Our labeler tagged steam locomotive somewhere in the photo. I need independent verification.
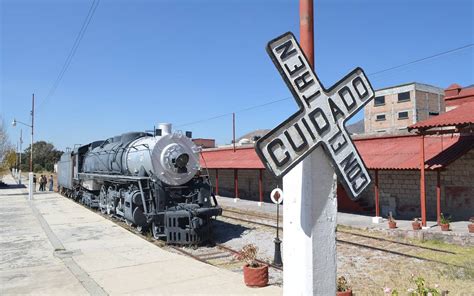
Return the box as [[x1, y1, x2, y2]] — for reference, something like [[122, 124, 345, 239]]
[[57, 123, 221, 245]]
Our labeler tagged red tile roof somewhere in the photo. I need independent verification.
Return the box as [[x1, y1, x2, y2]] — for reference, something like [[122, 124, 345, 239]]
[[408, 101, 474, 131], [200, 135, 472, 171]]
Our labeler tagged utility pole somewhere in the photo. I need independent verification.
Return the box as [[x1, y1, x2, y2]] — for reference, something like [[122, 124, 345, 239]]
[[232, 112, 236, 152], [19, 129, 23, 185], [30, 94, 34, 172]]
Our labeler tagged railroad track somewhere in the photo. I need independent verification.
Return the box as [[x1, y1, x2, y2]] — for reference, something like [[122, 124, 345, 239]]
[[169, 243, 283, 271], [220, 207, 468, 269]]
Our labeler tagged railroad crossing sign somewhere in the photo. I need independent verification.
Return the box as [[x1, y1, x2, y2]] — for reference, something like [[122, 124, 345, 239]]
[[255, 32, 375, 200], [270, 188, 284, 204]]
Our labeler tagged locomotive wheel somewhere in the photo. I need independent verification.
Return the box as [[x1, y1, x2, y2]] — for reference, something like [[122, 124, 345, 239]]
[[99, 186, 107, 214], [152, 222, 160, 240]]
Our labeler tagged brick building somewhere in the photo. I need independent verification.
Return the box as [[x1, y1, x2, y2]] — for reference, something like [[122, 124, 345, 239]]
[[364, 82, 445, 134]]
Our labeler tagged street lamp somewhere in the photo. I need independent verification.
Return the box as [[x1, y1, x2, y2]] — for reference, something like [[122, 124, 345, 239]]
[[11, 94, 35, 199]]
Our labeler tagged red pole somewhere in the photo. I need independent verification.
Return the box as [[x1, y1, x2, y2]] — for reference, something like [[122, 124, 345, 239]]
[[375, 170, 380, 217], [215, 169, 219, 196], [300, 0, 314, 68], [259, 169, 263, 203], [420, 135, 427, 226], [234, 169, 239, 199], [436, 170, 441, 224]]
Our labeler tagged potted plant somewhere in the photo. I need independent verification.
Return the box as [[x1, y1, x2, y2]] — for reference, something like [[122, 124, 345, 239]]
[[235, 244, 268, 287], [412, 218, 421, 230], [388, 212, 397, 229], [337, 276, 352, 296], [439, 213, 450, 231], [468, 217, 474, 233]]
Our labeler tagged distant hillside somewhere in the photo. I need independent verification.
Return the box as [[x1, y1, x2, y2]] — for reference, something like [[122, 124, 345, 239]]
[[346, 119, 365, 135]]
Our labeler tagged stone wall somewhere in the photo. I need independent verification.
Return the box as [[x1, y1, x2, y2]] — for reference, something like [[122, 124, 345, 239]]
[[358, 148, 474, 220]]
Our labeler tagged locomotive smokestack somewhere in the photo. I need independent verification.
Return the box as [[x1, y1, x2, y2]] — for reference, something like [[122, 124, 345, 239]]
[[158, 123, 172, 136]]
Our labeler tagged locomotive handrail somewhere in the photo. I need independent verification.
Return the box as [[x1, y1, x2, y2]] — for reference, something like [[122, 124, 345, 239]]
[[78, 173, 150, 181]]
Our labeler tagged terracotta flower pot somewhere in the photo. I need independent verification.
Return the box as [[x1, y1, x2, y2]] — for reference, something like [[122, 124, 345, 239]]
[[388, 221, 397, 229], [440, 223, 450, 231], [468, 223, 474, 233], [412, 222, 421, 230], [243, 264, 268, 287], [337, 290, 353, 296]]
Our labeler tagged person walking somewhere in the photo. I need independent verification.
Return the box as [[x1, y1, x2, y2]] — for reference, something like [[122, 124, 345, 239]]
[[33, 174, 37, 192], [39, 175, 42, 191], [49, 175, 54, 192], [42, 175, 47, 191]]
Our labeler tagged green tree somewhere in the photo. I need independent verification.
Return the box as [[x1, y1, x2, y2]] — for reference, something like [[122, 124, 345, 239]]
[[23, 141, 62, 172]]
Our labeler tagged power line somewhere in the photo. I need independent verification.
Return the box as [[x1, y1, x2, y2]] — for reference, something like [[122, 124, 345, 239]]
[[176, 96, 292, 128], [177, 43, 473, 128], [37, 0, 100, 112], [368, 43, 473, 76]]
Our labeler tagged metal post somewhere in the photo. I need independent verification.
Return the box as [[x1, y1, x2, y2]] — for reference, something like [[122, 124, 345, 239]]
[[372, 169, 382, 223], [19, 129, 22, 185], [30, 93, 34, 173], [273, 197, 283, 267], [258, 169, 263, 206], [436, 170, 441, 224], [215, 169, 219, 196], [420, 134, 427, 227], [300, 0, 314, 68], [233, 169, 239, 201], [232, 112, 236, 152]]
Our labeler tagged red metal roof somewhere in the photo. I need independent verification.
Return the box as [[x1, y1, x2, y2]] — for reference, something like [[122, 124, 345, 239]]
[[199, 135, 472, 171], [200, 146, 265, 169], [408, 101, 474, 131], [353, 134, 468, 170]]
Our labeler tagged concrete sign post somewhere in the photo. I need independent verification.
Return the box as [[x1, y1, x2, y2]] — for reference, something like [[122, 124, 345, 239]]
[[255, 32, 374, 295]]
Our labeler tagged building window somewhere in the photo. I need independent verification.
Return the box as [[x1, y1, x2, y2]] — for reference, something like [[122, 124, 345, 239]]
[[398, 111, 409, 119], [374, 96, 385, 106], [375, 114, 386, 121], [398, 91, 410, 102], [429, 112, 439, 116]]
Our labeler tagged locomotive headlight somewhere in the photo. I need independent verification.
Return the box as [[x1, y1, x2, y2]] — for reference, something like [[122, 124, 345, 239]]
[[174, 153, 189, 173]]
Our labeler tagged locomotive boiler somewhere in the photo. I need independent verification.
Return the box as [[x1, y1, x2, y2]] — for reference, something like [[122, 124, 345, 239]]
[[57, 123, 221, 245]]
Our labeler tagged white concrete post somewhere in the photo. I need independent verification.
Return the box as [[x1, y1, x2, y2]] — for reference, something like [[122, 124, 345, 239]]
[[18, 169, 22, 185], [283, 149, 337, 295], [28, 172, 33, 200]]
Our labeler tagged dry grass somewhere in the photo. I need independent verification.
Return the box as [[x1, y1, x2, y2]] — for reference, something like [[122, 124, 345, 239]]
[[337, 225, 474, 294]]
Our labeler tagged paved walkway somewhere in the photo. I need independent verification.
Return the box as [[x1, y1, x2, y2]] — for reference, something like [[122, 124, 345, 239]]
[[0, 175, 281, 295]]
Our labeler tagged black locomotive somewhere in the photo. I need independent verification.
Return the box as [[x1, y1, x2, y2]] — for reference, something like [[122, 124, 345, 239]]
[[57, 124, 221, 245]]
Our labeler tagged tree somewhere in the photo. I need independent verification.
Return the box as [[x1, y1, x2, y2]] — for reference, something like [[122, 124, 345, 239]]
[[0, 118, 14, 175], [22, 141, 62, 173], [0, 118, 12, 164]]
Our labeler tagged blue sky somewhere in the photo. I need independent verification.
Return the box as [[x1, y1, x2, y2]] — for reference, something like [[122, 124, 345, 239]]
[[1, 0, 473, 151]]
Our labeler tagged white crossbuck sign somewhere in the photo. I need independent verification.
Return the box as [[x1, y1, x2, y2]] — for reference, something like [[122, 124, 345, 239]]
[[255, 32, 375, 200]]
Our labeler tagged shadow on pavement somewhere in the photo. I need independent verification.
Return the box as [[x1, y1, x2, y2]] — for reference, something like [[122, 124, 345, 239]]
[[212, 219, 250, 244], [0, 183, 27, 189]]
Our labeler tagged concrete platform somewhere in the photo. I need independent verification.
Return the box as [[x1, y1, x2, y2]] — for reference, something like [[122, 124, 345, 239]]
[[0, 175, 281, 295], [216, 195, 473, 246]]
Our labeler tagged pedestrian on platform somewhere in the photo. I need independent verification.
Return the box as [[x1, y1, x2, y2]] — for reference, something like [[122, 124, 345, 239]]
[[49, 175, 54, 192], [33, 174, 37, 192]]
